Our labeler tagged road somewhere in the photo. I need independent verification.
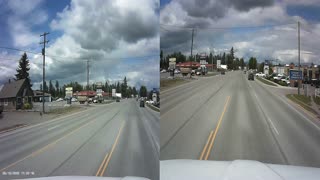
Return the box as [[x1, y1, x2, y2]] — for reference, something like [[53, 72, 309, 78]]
[[160, 71, 320, 167], [0, 99, 159, 180]]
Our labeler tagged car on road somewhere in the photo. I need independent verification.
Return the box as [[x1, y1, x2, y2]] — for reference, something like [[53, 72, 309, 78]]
[[161, 69, 167, 73], [174, 69, 180, 74], [221, 71, 225, 75], [140, 100, 145, 107], [248, 73, 254, 80], [71, 98, 78, 102], [116, 98, 120, 102], [244, 70, 246, 74], [55, 98, 64, 102]]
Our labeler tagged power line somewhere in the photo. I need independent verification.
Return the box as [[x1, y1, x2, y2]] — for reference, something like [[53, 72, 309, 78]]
[[160, 22, 296, 30], [0, 46, 158, 61], [0, 46, 40, 55]]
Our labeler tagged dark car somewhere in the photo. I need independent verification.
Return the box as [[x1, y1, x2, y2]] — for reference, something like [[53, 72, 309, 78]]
[[140, 100, 145, 107], [248, 73, 254, 80], [116, 98, 120, 102], [221, 71, 225, 75], [244, 70, 246, 74]]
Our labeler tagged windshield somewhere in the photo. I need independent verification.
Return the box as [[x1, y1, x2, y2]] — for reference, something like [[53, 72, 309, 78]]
[[160, 0, 320, 170], [0, 0, 159, 180]]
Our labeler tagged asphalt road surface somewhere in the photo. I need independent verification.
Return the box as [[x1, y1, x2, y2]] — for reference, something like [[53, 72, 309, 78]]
[[0, 99, 159, 180], [160, 71, 320, 168]]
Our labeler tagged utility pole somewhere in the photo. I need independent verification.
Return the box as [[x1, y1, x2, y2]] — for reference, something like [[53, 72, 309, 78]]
[[298, 21, 301, 95], [86, 60, 90, 106], [40, 32, 49, 113], [191, 28, 194, 59], [190, 28, 195, 78]]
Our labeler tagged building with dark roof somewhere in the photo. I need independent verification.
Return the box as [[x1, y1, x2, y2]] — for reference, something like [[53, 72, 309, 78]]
[[0, 79, 33, 110]]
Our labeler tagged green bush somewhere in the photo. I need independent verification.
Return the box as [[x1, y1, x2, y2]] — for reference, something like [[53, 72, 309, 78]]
[[23, 103, 32, 109], [277, 81, 288, 86]]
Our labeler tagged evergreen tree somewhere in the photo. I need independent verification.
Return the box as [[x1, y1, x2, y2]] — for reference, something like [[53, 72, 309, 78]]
[[15, 52, 32, 88], [55, 80, 59, 97]]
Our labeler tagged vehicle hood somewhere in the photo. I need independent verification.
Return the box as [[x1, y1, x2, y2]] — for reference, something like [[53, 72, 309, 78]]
[[160, 160, 320, 180], [20, 176, 149, 180]]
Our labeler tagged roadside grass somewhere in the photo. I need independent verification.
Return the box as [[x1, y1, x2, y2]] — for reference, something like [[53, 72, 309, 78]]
[[160, 78, 189, 91], [256, 77, 277, 86], [146, 103, 160, 112], [286, 94, 317, 114], [47, 106, 82, 115], [312, 95, 320, 106], [291, 94, 311, 105]]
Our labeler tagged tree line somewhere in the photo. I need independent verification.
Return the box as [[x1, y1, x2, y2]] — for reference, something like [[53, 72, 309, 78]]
[[160, 47, 246, 70], [13, 52, 149, 99]]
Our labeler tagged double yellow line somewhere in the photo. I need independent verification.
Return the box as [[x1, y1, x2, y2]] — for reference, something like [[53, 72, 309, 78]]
[[199, 96, 230, 160], [96, 121, 125, 177]]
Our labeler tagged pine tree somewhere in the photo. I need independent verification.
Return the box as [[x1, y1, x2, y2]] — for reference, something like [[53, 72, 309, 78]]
[[15, 52, 32, 88], [55, 80, 59, 97]]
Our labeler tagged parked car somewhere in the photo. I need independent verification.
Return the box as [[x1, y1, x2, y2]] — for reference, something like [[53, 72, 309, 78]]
[[221, 71, 225, 75], [161, 69, 167, 73], [244, 70, 246, 74], [248, 73, 254, 80], [174, 69, 180, 74], [140, 100, 145, 107], [116, 97, 120, 102], [55, 98, 64, 102], [255, 72, 266, 78], [71, 98, 78, 102]]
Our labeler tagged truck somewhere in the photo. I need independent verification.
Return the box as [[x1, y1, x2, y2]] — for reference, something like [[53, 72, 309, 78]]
[[78, 96, 87, 104], [180, 68, 191, 76]]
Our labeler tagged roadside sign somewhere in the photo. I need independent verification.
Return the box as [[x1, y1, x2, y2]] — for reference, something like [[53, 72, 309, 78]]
[[217, 60, 221, 68], [169, 58, 176, 62], [200, 60, 208, 65], [112, 89, 116, 97], [65, 87, 73, 98], [169, 62, 176, 70], [289, 69, 302, 80], [96, 82, 102, 89]]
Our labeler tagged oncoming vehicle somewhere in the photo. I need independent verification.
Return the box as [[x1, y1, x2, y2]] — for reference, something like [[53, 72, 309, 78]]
[[221, 70, 225, 75], [248, 73, 254, 80], [140, 100, 145, 107]]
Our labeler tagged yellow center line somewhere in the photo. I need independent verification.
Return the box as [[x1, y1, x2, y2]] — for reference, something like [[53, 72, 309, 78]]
[[98, 121, 125, 177], [0, 118, 97, 172], [199, 130, 213, 160], [204, 96, 231, 160], [95, 153, 109, 176]]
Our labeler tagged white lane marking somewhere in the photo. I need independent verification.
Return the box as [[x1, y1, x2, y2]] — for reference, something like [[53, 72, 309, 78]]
[[268, 118, 279, 135], [251, 86, 280, 135], [48, 125, 61, 131], [276, 94, 320, 131]]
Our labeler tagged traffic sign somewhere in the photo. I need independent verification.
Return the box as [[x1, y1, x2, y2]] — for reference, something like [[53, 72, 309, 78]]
[[289, 69, 302, 80]]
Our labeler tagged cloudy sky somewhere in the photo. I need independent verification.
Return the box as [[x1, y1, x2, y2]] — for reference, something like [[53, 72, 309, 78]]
[[0, 0, 159, 90], [160, 0, 320, 64]]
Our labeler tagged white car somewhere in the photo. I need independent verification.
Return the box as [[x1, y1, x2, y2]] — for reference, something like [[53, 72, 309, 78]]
[[255, 72, 266, 78], [161, 69, 167, 73], [174, 69, 180, 74], [273, 74, 283, 80], [55, 98, 64, 102], [71, 98, 78, 102], [146, 100, 154, 104]]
